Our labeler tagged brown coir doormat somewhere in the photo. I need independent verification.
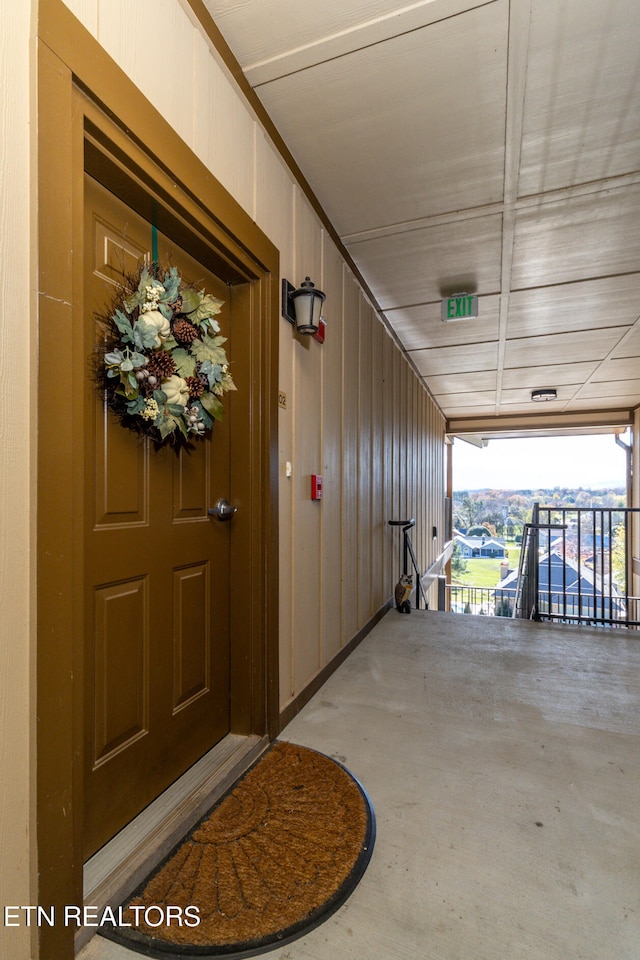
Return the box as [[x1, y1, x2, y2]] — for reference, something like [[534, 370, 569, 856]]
[[101, 741, 375, 959]]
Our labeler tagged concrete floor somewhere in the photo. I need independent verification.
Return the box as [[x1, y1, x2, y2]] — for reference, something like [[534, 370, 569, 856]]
[[80, 610, 640, 960]]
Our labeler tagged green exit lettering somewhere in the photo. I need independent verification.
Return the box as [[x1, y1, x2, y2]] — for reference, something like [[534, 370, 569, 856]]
[[442, 294, 478, 322]]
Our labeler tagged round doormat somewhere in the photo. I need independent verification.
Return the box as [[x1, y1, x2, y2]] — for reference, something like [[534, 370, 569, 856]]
[[100, 741, 375, 959]]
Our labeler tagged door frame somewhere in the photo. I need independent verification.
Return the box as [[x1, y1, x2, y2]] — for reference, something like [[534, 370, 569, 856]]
[[36, 3, 279, 956]]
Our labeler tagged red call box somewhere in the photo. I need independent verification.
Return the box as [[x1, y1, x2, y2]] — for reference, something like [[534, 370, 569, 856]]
[[311, 474, 323, 500]]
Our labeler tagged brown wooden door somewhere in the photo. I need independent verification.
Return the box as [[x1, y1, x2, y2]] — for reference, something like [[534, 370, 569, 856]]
[[83, 176, 231, 858]]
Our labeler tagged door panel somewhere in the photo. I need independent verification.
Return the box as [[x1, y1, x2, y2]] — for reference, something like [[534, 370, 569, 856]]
[[83, 176, 231, 857]]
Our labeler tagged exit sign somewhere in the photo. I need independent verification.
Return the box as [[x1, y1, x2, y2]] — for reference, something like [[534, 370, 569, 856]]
[[441, 294, 478, 322]]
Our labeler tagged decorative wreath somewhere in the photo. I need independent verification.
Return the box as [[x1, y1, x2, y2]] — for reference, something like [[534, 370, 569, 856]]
[[97, 263, 235, 446]]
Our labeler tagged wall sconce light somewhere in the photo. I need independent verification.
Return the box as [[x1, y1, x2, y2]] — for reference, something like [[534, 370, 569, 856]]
[[531, 388, 557, 402], [282, 277, 326, 335]]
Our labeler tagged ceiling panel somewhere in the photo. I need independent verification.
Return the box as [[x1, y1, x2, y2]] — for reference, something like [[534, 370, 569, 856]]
[[206, 0, 640, 430], [253, 2, 508, 235], [412, 341, 499, 377], [347, 215, 503, 310], [501, 361, 599, 390], [506, 275, 640, 339], [591, 357, 640, 383], [208, 0, 448, 68], [511, 184, 640, 291], [504, 328, 625, 369], [385, 294, 500, 351], [606, 325, 640, 359], [577, 379, 640, 400], [519, 0, 640, 196], [426, 370, 499, 396]]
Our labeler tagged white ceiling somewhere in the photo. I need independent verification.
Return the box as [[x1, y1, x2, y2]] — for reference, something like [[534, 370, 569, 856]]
[[204, 0, 640, 432]]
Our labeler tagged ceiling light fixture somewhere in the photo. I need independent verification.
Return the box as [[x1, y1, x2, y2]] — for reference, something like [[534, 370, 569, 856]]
[[531, 388, 557, 402]]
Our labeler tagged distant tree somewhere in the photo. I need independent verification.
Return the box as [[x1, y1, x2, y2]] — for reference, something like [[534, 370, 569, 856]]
[[456, 494, 485, 530], [611, 523, 627, 588], [451, 542, 467, 578], [467, 525, 491, 537]]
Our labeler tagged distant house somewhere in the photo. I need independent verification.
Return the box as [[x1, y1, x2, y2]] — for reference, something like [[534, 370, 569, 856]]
[[453, 533, 507, 559], [497, 550, 624, 621]]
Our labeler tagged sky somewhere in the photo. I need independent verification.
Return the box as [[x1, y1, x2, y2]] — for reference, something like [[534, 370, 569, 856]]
[[452, 433, 629, 492]]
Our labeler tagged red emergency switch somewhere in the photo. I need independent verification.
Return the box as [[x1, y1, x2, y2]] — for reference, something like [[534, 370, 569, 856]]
[[311, 474, 323, 500]]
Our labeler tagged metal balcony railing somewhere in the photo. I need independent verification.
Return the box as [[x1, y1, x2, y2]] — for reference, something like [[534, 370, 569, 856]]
[[445, 504, 640, 629], [527, 504, 640, 628]]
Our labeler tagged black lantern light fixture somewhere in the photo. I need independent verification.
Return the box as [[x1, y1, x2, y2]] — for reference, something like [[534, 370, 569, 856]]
[[282, 277, 326, 335], [531, 388, 557, 402]]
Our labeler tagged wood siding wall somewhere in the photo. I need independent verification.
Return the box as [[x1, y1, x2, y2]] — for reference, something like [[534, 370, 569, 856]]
[[57, 0, 446, 712]]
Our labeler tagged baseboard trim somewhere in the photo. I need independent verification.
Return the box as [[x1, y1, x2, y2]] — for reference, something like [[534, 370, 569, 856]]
[[278, 599, 393, 732]]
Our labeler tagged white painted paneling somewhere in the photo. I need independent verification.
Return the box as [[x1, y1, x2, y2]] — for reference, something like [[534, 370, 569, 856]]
[[592, 357, 640, 383], [193, 31, 256, 215], [519, 0, 640, 195], [579, 379, 640, 400], [1, 0, 34, 946], [321, 240, 345, 661], [97, 0, 196, 147], [501, 361, 598, 390], [348, 214, 503, 311], [504, 328, 625, 370], [386, 295, 500, 351], [427, 370, 496, 396], [511, 185, 640, 290], [370, 319, 385, 606], [357, 301, 374, 626], [413, 341, 499, 377], [507, 277, 640, 339], [255, 130, 295, 260], [291, 192, 324, 692], [342, 271, 362, 644], [61, 0, 97, 32], [207, 0, 462, 71], [254, 2, 508, 236]]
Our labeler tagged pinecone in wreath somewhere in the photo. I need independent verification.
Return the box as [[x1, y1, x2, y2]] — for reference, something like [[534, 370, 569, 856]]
[[173, 319, 200, 345], [186, 376, 204, 399], [147, 351, 177, 383]]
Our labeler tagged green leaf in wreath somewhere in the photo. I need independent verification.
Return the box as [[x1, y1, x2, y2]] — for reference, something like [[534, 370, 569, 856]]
[[194, 400, 213, 429], [191, 334, 228, 366], [157, 417, 175, 440], [174, 416, 189, 439], [161, 267, 181, 303], [171, 347, 197, 378], [113, 309, 134, 342], [166, 403, 186, 416], [199, 359, 223, 390], [200, 391, 224, 421], [126, 396, 145, 415], [188, 292, 224, 324], [179, 287, 201, 315]]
